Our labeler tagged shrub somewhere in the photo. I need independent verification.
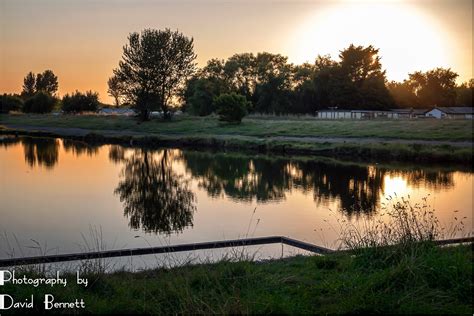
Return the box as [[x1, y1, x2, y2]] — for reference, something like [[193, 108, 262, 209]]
[[62, 91, 100, 113], [0, 94, 24, 113], [339, 195, 467, 268], [23, 92, 57, 113], [214, 93, 249, 123]]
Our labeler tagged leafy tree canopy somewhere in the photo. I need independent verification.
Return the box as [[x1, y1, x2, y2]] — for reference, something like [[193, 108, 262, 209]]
[[113, 28, 197, 120], [35, 70, 59, 96]]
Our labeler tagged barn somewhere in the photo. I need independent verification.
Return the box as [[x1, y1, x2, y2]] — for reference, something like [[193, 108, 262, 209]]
[[425, 107, 473, 119]]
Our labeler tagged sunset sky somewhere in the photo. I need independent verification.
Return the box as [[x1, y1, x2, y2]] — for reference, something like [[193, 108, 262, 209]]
[[1, 0, 472, 104]]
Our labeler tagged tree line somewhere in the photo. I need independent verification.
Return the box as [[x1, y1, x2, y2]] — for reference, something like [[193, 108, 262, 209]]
[[1, 28, 472, 122], [0, 69, 100, 114]]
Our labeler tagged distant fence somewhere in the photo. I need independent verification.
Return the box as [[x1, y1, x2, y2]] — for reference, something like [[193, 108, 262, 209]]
[[0, 236, 472, 267]]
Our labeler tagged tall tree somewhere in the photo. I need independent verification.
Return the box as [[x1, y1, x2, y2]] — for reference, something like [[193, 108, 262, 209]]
[[223, 53, 257, 100], [336, 44, 393, 109], [35, 70, 58, 96], [253, 53, 293, 113], [107, 75, 123, 107], [182, 77, 224, 116], [312, 56, 343, 110], [455, 79, 473, 107], [407, 68, 459, 107], [113, 28, 197, 120], [292, 55, 336, 113], [22, 72, 36, 97], [387, 81, 419, 108]]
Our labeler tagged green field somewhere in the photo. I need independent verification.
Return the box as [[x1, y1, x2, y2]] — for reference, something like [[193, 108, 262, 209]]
[[4, 244, 471, 314], [1, 114, 472, 163], [1, 113, 473, 141]]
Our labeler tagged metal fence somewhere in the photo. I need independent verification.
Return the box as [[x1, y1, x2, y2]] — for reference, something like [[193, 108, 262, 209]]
[[0, 236, 472, 267]]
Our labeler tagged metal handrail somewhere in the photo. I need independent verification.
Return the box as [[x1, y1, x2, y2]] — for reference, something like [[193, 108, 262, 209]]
[[0, 235, 471, 267]]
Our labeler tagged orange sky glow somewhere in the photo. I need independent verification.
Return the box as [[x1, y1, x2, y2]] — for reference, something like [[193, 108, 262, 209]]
[[0, 0, 472, 104]]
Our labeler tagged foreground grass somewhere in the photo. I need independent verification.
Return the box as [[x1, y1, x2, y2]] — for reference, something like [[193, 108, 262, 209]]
[[1, 113, 473, 141], [4, 244, 472, 314]]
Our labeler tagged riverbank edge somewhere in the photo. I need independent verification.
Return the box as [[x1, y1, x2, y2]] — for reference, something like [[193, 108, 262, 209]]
[[1, 126, 472, 164], [0, 126, 472, 164], [2, 244, 472, 314]]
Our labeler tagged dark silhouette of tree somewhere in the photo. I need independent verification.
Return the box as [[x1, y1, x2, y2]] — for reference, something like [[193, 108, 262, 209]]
[[253, 53, 293, 113], [302, 162, 385, 216], [333, 44, 394, 109], [340, 45, 383, 83], [113, 28, 197, 120], [107, 75, 123, 107], [182, 77, 222, 115], [0, 94, 23, 113], [114, 149, 196, 234], [407, 68, 458, 107], [181, 151, 384, 215], [192, 52, 295, 114], [312, 55, 341, 110], [21, 137, 59, 169], [291, 62, 317, 113], [0, 136, 21, 148], [35, 70, 58, 96], [387, 81, 420, 108], [387, 169, 454, 191], [108, 145, 126, 164], [455, 79, 473, 107], [181, 152, 289, 202], [179, 151, 459, 217], [22, 72, 36, 97], [62, 91, 100, 113], [181, 45, 468, 113], [223, 53, 257, 101], [183, 46, 400, 114], [22, 91, 57, 113], [62, 139, 99, 157]]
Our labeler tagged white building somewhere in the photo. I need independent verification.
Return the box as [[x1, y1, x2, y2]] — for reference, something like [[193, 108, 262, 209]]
[[425, 107, 473, 119], [316, 109, 412, 119], [316, 107, 472, 120]]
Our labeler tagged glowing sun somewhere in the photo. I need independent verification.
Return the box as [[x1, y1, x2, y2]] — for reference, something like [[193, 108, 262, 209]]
[[289, 1, 452, 81]]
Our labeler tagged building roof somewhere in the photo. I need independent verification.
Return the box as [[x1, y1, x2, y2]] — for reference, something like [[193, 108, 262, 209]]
[[390, 109, 429, 114], [433, 107, 474, 114], [413, 109, 430, 114], [318, 109, 393, 113], [390, 109, 412, 113]]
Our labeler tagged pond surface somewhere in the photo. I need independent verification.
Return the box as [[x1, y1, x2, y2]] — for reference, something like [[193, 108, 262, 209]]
[[0, 136, 472, 266]]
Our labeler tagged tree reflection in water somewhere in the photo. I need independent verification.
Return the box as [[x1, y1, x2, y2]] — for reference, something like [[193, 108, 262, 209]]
[[0, 136, 461, 222], [63, 139, 99, 157], [0, 136, 101, 169], [22, 137, 60, 169], [108, 145, 126, 164], [114, 149, 196, 234], [179, 151, 458, 217]]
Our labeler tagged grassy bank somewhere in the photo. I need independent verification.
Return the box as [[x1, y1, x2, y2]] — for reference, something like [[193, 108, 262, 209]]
[[1, 113, 473, 140], [1, 113, 472, 164], [3, 244, 472, 314]]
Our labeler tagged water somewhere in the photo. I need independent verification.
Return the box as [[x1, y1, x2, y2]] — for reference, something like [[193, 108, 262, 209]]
[[0, 136, 472, 268]]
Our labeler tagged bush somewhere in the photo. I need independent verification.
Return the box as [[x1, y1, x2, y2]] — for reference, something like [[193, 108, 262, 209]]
[[0, 94, 24, 113], [23, 92, 57, 113], [214, 93, 249, 123], [62, 91, 100, 113]]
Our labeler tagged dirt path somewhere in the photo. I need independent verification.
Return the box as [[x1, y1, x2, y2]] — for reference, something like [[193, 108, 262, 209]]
[[1, 124, 473, 148]]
